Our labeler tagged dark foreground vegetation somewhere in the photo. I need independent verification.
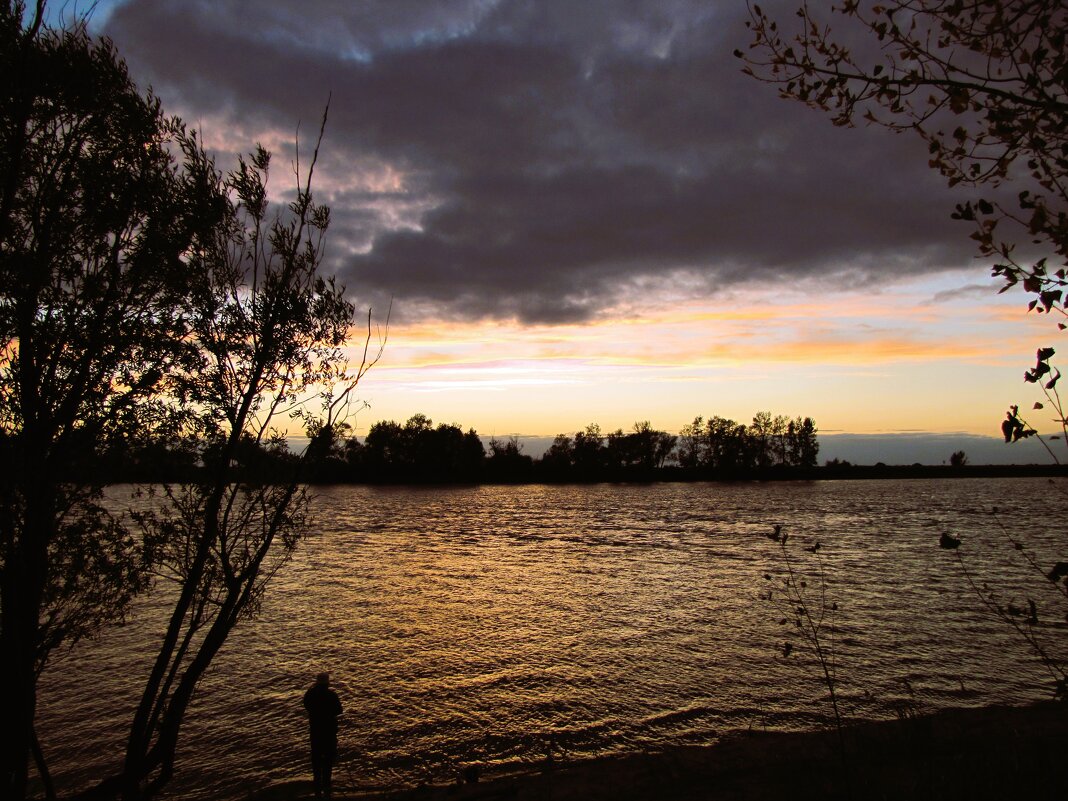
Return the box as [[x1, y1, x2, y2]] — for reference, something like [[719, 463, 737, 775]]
[[2, 2, 383, 797]]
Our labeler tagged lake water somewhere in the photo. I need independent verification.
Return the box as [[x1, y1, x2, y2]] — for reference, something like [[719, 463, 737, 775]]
[[34, 478, 1068, 799]]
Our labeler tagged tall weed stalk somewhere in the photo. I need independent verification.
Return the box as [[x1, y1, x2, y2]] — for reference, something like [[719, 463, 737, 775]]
[[761, 525, 846, 757]]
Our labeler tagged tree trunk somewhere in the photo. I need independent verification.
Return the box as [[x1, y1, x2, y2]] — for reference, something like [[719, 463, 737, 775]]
[[1, 470, 52, 801]]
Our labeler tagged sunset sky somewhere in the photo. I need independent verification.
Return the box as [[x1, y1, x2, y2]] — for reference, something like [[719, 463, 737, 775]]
[[68, 1, 1063, 461]]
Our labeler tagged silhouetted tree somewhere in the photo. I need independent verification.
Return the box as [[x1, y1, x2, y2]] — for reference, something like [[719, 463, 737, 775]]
[[537, 422, 681, 481], [675, 416, 707, 470], [787, 416, 820, 468], [950, 449, 969, 467], [0, 3, 228, 795], [362, 419, 405, 479], [486, 436, 533, 482], [749, 411, 778, 470], [706, 416, 751, 474], [402, 413, 435, 474], [738, 1, 1067, 320], [82, 117, 383, 801], [603, 428, 628, 473], [419, 421, 484, 482], [671, 412, 817, 475], [303, 423, 358, 484], [771, 414, 791, 466], [572, 423, 605, 479], [625, 421, 677, 472], [358, 415, 484, 482], [540, 433, 575, 479], [456, 428, 487, 480], [340, 435, 364, 473]]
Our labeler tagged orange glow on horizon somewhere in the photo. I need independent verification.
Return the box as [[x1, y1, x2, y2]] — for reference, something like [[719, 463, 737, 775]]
[[337, 277, 1058, 438]]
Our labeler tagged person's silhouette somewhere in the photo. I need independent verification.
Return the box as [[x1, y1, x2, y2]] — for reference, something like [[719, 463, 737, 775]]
[[303, 672, 343, 798]]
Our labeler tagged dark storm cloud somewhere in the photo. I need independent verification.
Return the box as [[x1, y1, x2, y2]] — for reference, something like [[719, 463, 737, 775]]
[[105, 0, 981, 323]]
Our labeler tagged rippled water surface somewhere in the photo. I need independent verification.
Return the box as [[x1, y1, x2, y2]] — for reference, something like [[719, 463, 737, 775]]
[[36, 479, 1068, 798]]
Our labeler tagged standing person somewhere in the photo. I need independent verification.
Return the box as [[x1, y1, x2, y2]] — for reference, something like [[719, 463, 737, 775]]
[[303, 672, 343, 798]]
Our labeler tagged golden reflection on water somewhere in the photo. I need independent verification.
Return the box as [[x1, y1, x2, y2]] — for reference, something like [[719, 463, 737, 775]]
[[35, 479, 1067, 800]]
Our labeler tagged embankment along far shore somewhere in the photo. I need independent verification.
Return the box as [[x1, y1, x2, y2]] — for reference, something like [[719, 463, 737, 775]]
[[254, 701, 1067, 801]]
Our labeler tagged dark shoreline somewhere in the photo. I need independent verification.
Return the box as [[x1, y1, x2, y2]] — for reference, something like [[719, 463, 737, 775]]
[[254, 701, 1068, 801], [100, 462, 1068, 487], [314, 462, 1068, 485]]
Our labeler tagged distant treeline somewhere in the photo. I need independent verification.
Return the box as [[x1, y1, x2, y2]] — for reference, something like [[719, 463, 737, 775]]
[[102, 411, 821, 484]]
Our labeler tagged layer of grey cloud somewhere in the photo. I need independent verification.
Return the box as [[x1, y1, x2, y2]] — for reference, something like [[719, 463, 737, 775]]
[[105, 0, 988, 324]]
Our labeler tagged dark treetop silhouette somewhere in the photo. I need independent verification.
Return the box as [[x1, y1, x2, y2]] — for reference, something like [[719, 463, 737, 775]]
[[1, 2, 225, 795], [101, 411, 821, 484], [737, 1, 1068, 324], [0, 3, 383, 800]]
